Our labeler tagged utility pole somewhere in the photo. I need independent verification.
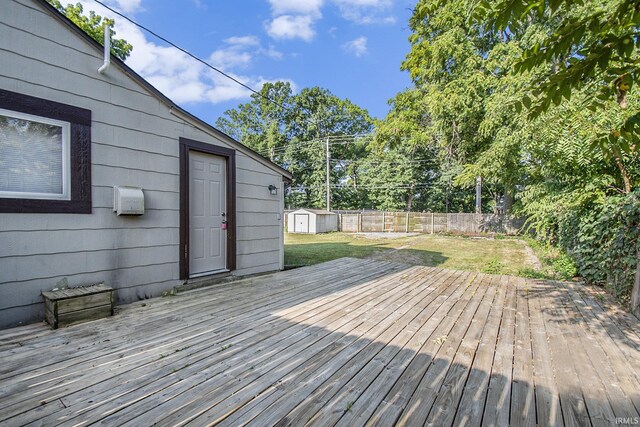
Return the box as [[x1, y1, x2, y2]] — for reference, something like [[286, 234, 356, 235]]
[[475, 176, 482, 214], [326, 138, 331, 211]]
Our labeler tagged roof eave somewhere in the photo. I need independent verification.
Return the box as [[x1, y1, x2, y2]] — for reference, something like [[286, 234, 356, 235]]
[[34, 0, 293, 181]]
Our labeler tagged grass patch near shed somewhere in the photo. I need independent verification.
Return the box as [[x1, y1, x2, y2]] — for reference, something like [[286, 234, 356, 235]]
[[285, 232, 538, 275], [284, 233, 397, 266]]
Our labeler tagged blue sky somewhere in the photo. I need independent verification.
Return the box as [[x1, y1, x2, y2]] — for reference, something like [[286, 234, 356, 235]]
[[84, 0, 415, 125]]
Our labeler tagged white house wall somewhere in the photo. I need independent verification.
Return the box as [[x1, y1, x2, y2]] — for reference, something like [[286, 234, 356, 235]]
[[0, 0, 285, 328]]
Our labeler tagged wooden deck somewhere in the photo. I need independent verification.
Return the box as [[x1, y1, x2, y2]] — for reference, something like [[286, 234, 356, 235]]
[[1, 258, 639, 426]]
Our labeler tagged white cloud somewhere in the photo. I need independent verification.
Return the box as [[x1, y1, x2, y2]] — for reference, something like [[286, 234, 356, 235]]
[[342, 36, 368, 57], [267, 0, 324, 17], [266, 15, 316, 41], [74, 1, 293, 105], [264, 0, 395, 42], [265, 0, 324, 41], [207, 36, 283, 71], [224, 36, 261, 47], [209, 50, 253, 70], [106, 0, 143, 14], [332, 0, 395, 25], [337, 0, 390, 5], [263, 44, 284, 60], [208, 37, 262, 70]]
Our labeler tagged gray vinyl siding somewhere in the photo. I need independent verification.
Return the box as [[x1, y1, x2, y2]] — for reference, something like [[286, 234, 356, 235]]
[[0, 0, 286, 328]]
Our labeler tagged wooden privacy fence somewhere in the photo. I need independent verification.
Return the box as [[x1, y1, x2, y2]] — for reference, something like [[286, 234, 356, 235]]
[[338, 212, 524, 234]]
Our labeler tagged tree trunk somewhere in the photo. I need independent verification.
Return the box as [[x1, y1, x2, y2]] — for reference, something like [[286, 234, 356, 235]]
[[613, 154, 632, 194], [633, 252, 640, 317], [503, 191, 514, 214], [406, 193, 414, 212]]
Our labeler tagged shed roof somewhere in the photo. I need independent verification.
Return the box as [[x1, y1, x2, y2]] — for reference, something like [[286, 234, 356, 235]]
[[291, 208, 336, 215], [34, 0, 292, 181]]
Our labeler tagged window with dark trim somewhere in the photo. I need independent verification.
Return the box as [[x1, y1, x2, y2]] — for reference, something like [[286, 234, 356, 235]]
[[0, 89, 91, 213]]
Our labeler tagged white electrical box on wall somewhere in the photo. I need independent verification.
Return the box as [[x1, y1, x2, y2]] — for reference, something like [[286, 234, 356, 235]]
[[113, 186, 144, 216]]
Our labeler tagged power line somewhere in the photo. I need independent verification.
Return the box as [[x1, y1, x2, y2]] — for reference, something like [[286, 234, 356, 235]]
[[331, 158, 437, 165], [290, 183, 435, 190], [255, 134, 374, 156], [92, 0, 317, 129], [88, 3, 436, 202], [90, 0, 392, 165]]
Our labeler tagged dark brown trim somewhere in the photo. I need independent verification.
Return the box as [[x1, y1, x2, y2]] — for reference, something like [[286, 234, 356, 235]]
[[179, 142, 189, 279], [0, 88, 91, 125], [179, 137, 236, 279], [0, 89, 91, 214]]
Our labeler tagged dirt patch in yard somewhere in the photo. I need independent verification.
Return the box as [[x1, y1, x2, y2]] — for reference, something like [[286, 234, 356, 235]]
[[356, 232, 421, 239], [365, 235, 446, 266], [367, 244, 429, 265], [518, 239, 543, 269]]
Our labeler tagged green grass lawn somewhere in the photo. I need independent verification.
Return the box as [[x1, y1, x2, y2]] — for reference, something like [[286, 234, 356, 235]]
[[285, 232, 537, 276], [284, 233, 398, 266]]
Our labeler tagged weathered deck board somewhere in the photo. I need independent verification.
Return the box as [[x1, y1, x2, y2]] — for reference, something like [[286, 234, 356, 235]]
[[26, 261, 405, 426], [0, 257, 637, 427], [559, 282, 640, 417], [423, 276, 499, 426], [534, 280, 591, 427], [1, 259, 397, 421], [481, 276, 517, 427], [510, 278, 536, 427], [217, 268, 458, 427], [238, 269, 465, 427], [452, 275, 508, 427], [527, 284, 564, 427], [394, 272, 492, 425]]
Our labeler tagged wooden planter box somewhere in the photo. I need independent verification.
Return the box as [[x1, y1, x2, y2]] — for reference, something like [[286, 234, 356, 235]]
[[42, 284, 115, 329]]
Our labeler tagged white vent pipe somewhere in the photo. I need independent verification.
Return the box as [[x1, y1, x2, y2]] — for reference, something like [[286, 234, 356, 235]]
[[98, 25, 111, 74]]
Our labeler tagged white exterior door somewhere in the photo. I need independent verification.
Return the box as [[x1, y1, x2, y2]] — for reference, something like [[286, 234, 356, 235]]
[[294, 214, 309, 233], [189, 151, 226, 276]]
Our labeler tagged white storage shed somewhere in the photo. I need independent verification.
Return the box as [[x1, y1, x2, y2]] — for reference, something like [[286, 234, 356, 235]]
[[287, 209, 338, 234]]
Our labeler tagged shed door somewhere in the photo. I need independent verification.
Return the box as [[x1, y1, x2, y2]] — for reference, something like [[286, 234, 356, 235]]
[[189, 151, 226, 275], [294, 214, 309, 233]]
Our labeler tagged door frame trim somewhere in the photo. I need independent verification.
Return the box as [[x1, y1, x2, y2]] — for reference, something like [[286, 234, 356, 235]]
[[179, 137, 236, 279]]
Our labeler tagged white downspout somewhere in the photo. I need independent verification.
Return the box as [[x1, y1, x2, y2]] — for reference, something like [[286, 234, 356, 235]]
[[98, 25, 111, 74]]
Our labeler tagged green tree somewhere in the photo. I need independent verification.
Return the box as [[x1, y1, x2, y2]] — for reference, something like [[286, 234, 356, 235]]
[[357, 145, 438, 211], [47, 0, 133, 60], [395, 0, 525, 212], [393, 0, 637, 208], [473, 0, 640, 183], [370, 90, 465, 212], [216, 82, 294, 162], [405, 0, 640, 306], [216, 85, 374, 209]]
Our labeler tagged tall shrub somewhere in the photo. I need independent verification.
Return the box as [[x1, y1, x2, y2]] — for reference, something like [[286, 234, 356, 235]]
[[558, 190, 640, 303]]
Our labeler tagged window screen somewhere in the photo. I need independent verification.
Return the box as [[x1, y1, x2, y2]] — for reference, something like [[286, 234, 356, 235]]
[[0, 111, 69, 199], [0, 88, 92, 213]]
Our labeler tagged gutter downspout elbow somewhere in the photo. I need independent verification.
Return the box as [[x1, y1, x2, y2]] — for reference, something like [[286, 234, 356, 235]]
[[98, 25, 111, 74]]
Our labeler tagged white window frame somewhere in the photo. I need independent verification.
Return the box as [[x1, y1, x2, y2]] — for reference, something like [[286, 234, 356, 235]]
[[0, 107, 71, 201]]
